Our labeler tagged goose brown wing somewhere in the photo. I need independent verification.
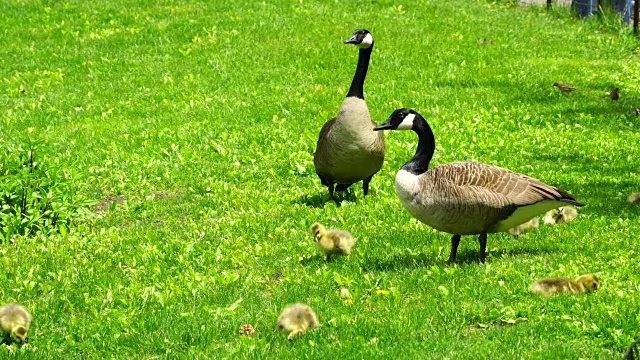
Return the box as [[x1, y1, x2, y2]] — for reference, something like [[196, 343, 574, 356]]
[[314, 118, 336, 184], [430, 161, 583, 207]]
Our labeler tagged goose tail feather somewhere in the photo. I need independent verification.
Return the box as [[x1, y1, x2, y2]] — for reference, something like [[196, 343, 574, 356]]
[[555, 187, 584, 207]]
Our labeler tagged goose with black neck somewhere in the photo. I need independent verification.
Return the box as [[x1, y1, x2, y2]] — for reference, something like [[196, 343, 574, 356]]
[[374, 108, 583, 263], [314, 29, 385, 200]]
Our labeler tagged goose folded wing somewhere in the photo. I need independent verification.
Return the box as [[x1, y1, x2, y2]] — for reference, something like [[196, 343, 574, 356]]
[[432, 161, 581, 207]]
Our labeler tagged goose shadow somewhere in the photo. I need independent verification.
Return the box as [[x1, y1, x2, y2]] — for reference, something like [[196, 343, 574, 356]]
[[362, 245, 551, 271], [293, 190, 358, 208], [299, 254, 325, 266], [363, 252, 440, 271], [453, 245, 552, 264]]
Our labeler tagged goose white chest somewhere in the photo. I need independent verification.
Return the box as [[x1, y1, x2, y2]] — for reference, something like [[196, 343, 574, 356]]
[[394, 170, 443, 226], [394, 169, 478, 234]]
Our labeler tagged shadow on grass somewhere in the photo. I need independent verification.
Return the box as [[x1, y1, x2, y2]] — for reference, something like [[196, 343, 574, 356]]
[[293, 190, 358, 208], [363, 251, 440, 271], [299, 255, 325, 266], [363, 244, 552, 271], [300, 254, 356, 266]]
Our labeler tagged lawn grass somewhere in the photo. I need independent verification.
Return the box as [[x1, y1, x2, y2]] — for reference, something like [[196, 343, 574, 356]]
[[1, 0, 639, 358]]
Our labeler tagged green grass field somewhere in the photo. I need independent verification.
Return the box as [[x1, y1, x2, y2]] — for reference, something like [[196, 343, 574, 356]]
[[1, 0, 639, 358]]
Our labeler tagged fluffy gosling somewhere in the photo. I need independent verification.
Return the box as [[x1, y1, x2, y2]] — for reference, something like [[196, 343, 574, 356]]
[[277, 303, 319, 341], [310, 223, 355, 261], [553, 82, 577, 93], [0, 303, 31, 344], [543, 206, 578, 225], [628, 192, 640, 204], [531, 274, 599, 296], [508, 217, 539, 238]]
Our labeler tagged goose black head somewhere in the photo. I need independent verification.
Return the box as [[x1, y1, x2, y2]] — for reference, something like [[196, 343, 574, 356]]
[[344, 29, 374, 49], [374, 108, 420, 131]]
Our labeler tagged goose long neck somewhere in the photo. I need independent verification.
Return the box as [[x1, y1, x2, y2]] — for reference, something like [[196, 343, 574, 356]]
[[402, 117, 435, 175], [346, 44, 373, 100]]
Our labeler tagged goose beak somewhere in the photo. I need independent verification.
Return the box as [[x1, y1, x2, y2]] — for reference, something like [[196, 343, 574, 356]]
[[313, 234, 319, 242], [373, 121, 394, 131], [344, 35, 358, 44]]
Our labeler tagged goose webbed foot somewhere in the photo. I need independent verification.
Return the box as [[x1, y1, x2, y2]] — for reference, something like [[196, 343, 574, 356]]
[[447, 235, 461, 264], [478, 232, 487, 264]]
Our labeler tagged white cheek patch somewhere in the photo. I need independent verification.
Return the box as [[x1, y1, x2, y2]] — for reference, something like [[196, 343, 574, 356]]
[[397, 113, 415, 130], [356, 33, 374, 49]]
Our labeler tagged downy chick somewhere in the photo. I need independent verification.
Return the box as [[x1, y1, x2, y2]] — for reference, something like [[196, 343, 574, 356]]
[[0, 303, 31, 344], [531, 274, 599, 296], [277, 303, 319, 341], [508, 217, 539, 238], [543, 206, 578, 225], [553, 82, 577, 93], [628, 192, 640, 204], [310, 223, 355, 261]]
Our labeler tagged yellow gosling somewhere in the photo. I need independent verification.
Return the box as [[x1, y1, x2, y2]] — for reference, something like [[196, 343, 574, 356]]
[[277, 303, 319, 341], [508, 217, 539, 238], [531, 274, 599, 296], [0, 303, 31, 344], [543, 206, 578, 225], [310, 223, 355, 261]]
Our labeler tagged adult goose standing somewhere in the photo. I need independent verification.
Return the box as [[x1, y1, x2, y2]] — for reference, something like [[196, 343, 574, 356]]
[[374, 108, 584, 263], [314, 29, 385, 199]]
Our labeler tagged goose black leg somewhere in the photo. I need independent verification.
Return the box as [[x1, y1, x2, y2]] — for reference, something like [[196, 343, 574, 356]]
[[447, 235, 461, 264], [478, 232, 487, 264], [317, 171, 335, 200], [326, 254, 331, 262], [362, 174, 374, 196]]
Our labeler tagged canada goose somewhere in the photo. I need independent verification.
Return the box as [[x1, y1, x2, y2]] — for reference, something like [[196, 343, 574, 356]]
[[608, 87, 619, 101], [277, 303, 319, 340], [310, 223, 355, 261], [373, 108, 584, 263], [508, 217, 539, 238], [628, 192, 640, 204], [314, 29, 385, 199], [530, 274, 599, 296], [542, 206, 578, 225], [553, 82, 577, 93], [0, 303, 31, 344]]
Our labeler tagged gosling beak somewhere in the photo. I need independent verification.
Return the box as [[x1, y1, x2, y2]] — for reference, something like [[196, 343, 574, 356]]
[[373, 121, 394, 131], [314, 234, 319, 242]]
